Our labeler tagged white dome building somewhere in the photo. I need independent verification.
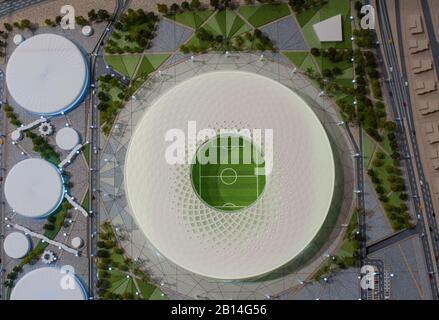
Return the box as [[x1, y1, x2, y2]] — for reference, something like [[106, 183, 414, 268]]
[[3, 232, 31, 259], [6, 34, 89, 115], [125, 71, 336, 280], [11, 267, 87, 300], [4, 158, 65, 218]]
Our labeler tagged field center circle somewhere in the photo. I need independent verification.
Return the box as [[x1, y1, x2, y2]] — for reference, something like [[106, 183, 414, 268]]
[[220, 168, 238, 185]]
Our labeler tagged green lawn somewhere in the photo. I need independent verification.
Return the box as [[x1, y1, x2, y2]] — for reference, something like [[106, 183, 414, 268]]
[[82, 143, 90, 166], [136, 54, 170, 78], [369, 143, 410, 230], [204, 9, 251, 39], [169, 10, 214, 29], [99, 223, 168, 300], [362, 131, 376, 169], [81, 189, 90, 212], [239, 3, 290, 28], [104, 54, 142, 78], [297, 0, 352, 49], [379, 128, 394, 155], [296, 6, 321, 27], [191, 135, 265, 212], [283, 51, 319, 74]]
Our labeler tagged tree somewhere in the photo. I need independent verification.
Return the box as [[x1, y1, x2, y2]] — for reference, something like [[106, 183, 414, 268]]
[[310, 47, 320, 57], [182, 1, 190, 10], [3, 22, 12, 31], [372, 159, 384, 167], [97, 9, 111, 22], [43, 223, 55, 231], [45, 19, 55, 27], [322, 68, 333, 78], [75, 16, 88, 26], [20, 19, 32, 29], [170, 3, 180, 13], [88, 9, 98, 22], [157, 4, 169, 15], [55, 16, 62, 25], [332, 67, 343, 76], [190, 0, 201, 9], [97, 249, 110, 258], [210, 0, 220, 9]]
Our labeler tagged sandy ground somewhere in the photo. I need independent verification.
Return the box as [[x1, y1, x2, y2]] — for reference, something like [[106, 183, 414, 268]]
[[399, 0, 439, 228], [0, 0, 116, 27]]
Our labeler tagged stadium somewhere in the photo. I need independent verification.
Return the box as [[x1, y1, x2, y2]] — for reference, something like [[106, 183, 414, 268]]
[[101, 53, 355, 298]]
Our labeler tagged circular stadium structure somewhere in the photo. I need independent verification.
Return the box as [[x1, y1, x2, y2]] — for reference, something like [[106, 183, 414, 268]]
[[6, 34, 89, 115], [10, 267, 87, 300], [4, 158, 64, 218], [125, 71, 335, 280]]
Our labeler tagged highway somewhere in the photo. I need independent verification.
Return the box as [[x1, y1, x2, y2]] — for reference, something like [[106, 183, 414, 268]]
[[0, 0, 47, 18], [376, 0, 439, 299]]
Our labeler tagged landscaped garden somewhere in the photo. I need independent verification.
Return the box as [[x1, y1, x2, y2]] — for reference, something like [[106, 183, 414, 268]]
[[96, 222, 168, 300], [239, 3, 290, 28], [312, 208, 361, 281], [105, 9, 159, 54]]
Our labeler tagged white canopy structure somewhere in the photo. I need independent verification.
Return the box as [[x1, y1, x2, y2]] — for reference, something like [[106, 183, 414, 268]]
[[56, 127, 80, 150], [11, 267, 87, 300], [6, 34, 89, 115], [313, 14, 343, 42], [4, 158, 64, 218], [3, 232, 30, 259], [125, 71, 335, 280]]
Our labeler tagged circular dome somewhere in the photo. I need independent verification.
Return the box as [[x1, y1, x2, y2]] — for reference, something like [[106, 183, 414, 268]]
[[6, 34, 89, 115], [56, 127, 79, 150], [3, 232, 30, 259], [82, 25, 93, 36], [11, 267, 87, 300], [4, 158, 64, 218], [125, 71, 335, 280], [71, 237, 84, 249], [13, 34, 24, 45]]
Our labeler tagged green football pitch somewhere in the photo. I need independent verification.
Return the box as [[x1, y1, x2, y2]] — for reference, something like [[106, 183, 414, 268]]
[[191, 135, 266, 212]]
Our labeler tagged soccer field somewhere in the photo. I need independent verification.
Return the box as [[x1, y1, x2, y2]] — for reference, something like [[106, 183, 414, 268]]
[[191, 135, 266, 212]]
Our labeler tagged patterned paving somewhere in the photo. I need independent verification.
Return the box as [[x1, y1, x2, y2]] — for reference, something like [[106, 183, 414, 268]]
[[147, 18, 193, 53], [260, 16, 308, 51]]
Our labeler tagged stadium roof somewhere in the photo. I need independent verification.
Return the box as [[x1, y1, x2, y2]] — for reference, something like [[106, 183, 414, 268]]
[[4, 158, 64, 218], [125, 71, 335, 280], [6, 34, 89, 115]]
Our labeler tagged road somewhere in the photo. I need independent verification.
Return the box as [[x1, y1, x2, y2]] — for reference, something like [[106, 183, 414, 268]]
[[0, 70, 5, 299], [87, 0, 128, 299], [0, 0, 47, 18], [366, 225, 420, 255], [376, 0, 439, 299]]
